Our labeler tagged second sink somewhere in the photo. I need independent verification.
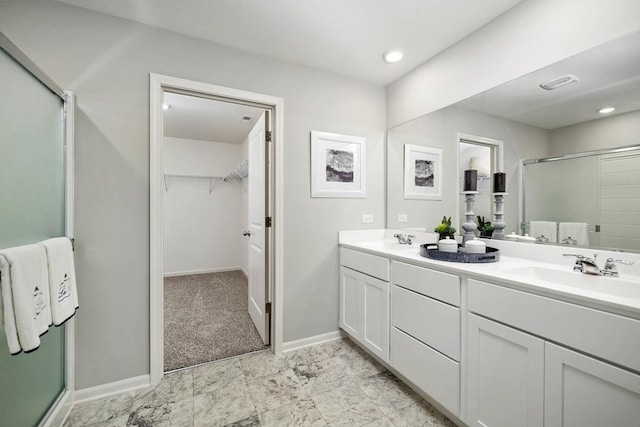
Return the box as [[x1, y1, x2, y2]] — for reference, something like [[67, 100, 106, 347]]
[[502, 266, 639, 299]]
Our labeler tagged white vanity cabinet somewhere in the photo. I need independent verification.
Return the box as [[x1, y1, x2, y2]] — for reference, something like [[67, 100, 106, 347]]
[[339, 237, 640, 427], [544, 342, 640, 427], [390, 261, 461, 416], [339, 248, 390, 362], [466, 313, 544, 427], [467, 278, 640, 427]]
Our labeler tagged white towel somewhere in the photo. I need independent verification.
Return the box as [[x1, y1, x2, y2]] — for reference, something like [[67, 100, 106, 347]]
[[559, 222, 589, 246], [40, 238, 79, 326], [0, 244, 52, 354], [530, 221, 557, 243]]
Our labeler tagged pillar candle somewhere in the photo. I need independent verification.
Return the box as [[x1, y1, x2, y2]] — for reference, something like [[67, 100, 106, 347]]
[[493, 172, 506, 192], [464, 169, 478, 191]]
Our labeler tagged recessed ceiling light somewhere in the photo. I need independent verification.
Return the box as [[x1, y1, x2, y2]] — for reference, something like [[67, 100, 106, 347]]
[[598, 107, 615, 114], [539, 74, 580, 90], [162, 104, 171, 110], [383, 49, 404, 64]]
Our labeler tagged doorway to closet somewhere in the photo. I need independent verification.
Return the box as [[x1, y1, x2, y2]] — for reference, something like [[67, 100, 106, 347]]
[[160, 91, 270, 372], [150, 75, 284, 386]]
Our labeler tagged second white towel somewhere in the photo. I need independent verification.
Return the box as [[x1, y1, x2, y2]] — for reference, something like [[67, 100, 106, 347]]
[[559, 222, 589, 246], [40, 237, 79, 326]]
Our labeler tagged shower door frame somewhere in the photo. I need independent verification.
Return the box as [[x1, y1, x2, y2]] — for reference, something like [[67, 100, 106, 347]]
[[0, 31, 76, 426]]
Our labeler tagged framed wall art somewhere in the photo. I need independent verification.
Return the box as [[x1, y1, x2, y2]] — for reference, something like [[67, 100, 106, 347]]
[[311, 131, 366, 198], [404, 144, 442, 200]]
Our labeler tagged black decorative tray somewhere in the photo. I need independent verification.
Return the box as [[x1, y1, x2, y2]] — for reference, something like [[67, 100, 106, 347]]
[[419, 243, 500, 263]]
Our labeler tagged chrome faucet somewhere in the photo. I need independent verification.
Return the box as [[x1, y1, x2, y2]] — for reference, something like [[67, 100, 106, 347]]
[[564, 254, 635, 277], [563, 253, 602, 275], [393, 233, 415, 245]]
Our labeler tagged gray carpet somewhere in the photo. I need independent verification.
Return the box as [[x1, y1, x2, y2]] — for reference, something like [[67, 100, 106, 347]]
[[163, 271, 267, 371]]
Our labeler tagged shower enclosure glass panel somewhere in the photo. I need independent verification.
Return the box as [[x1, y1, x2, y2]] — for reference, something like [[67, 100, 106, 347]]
[[523, 156, 600, 247], [0, 46, 66, 426]]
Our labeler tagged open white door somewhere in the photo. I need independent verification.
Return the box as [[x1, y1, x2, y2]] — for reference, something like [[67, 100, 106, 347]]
[[247, 111, 270, 344]]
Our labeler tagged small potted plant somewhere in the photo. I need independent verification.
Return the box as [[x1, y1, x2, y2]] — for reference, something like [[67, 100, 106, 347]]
[[434, 216, 457, 241], [476, 215, 494, 238]]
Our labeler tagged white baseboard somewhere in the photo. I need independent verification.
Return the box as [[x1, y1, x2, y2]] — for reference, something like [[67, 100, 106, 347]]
[[241, 267, 248, 278], [163, 266, 243, 277], [74, 375, 151, 404], [40, 389, 73, 427], [282, 330, 346, 353]]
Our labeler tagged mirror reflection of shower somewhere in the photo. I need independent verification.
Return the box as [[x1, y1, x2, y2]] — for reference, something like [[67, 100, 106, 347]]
[[522, 145, 640, 251]]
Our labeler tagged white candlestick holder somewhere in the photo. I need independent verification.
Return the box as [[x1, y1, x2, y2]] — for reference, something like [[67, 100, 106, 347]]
[[461, 191, 479, 246], [492, 192, 508, 239]]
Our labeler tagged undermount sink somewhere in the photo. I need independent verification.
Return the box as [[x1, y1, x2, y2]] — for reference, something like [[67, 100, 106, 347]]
[[502, 266, 640, 299]]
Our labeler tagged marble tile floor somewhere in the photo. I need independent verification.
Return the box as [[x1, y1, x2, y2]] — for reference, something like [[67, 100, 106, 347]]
[[63, 338, 457, 427]]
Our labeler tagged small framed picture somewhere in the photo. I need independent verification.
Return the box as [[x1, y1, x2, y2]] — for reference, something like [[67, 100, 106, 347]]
[[311, 131, 366, 198], [404, 144, 442, 200]]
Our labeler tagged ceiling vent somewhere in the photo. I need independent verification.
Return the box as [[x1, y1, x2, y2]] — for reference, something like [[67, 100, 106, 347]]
[[539, 74, 580, 91]]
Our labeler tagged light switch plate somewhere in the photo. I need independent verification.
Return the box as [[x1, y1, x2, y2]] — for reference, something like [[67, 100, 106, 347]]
[[398, 214, 408, 223], [362, 214, 374, 224]]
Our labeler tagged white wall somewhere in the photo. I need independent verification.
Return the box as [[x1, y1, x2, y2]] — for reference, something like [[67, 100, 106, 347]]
[[163, 137, 244, 275], [549, 110, 640, 156], [387, 0, 640, 128], [0, 1, 386, 389]]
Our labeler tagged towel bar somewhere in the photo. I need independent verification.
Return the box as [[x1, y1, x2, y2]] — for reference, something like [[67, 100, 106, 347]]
[[521, 222, 600, 233]]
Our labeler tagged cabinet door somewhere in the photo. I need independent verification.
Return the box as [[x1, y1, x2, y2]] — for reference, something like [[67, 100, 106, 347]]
[[545, 342, 640, 427], [339, 266, 363, 339], [363, 274, 389, 361], [466, 314, 544, 427]]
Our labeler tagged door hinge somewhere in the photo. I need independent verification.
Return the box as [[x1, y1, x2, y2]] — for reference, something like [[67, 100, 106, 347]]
[[265, 130, 272, 143], [265, 302, 272, 314], [266, 216, 272, 227]]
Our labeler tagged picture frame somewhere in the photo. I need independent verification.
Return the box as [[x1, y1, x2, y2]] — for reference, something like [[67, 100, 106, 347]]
[[311, 131, 366, 198], [404, 144, 442, 200]]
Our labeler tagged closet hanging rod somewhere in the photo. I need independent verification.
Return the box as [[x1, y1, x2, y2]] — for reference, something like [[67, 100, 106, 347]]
[[164, 174, 224, 180]]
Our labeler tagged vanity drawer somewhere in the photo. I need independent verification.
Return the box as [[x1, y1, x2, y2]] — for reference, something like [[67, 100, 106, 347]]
[[392, 261, 460, 306], [392, 285, 460, 360], [391, 327, 460, 416], [468, 279, 640, 372], [340, 247, 389, 281]]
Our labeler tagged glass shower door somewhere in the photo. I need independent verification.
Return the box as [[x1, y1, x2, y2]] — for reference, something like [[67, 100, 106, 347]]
[[0, 45, 66, 426]]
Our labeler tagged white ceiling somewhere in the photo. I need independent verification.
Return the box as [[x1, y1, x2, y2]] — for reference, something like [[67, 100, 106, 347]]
[[457, 31, 640, 130], [57, 0, 524, 85], [163, 92, 264, 143]]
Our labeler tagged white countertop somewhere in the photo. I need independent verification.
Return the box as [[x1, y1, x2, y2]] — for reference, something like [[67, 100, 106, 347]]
[[339, 229, 640, 319]]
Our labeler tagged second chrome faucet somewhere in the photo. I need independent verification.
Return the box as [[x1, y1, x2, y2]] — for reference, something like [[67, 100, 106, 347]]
[[563, 253, 634, 277]]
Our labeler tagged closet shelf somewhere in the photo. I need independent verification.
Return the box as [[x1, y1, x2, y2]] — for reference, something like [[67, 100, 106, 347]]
[[163, 174, 224, 194], [224, 159, 249, 183]]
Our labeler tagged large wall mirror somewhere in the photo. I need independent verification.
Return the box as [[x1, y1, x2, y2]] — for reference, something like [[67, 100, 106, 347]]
[[386, 30, 640, 252]]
